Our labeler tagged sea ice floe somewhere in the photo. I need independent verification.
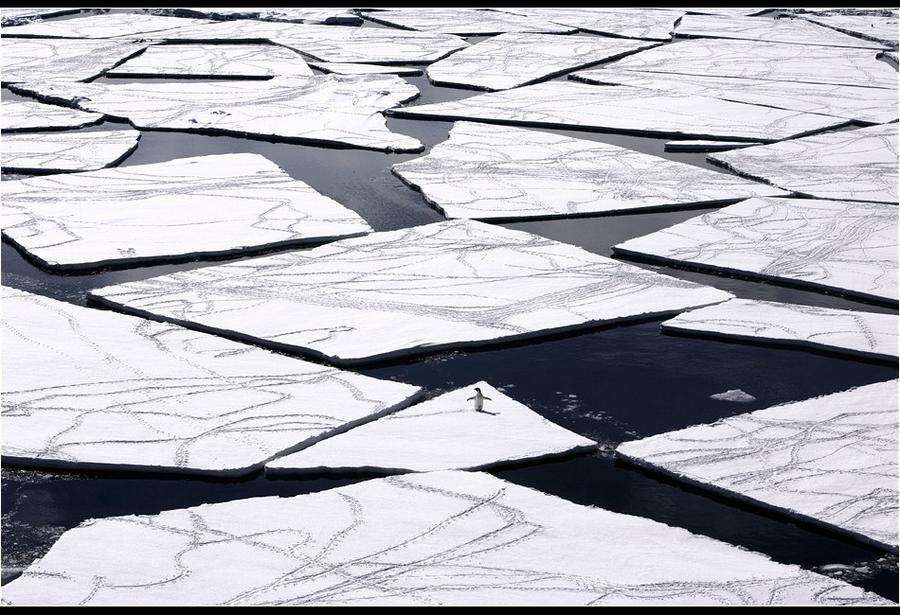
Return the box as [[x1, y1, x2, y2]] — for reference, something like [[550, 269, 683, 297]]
[[664, 140, 762, 152], [1, 100, 103, 132], [2, 470, 888, 605], [708, 123, 898, 204], [0, 12, 215, 38], [89, 220, 733, 365], [1, 153, 372, 271], [1, 7, 83, 26], [614, 197, 898, 304], [1, 128, 140, 174], [393, 122, 787, 221], [492, 8, 686, 40], [107, 43, 314, 78], [618, 380, 899, 552], [799, 13, 899, 48], [10, 75, 422, 152], [709, 389, 757, 403], [662, 298, 899, 361], [309, 62, 422, 76], [0, 287, 421, 476], [150, 7, 363, 25], [389, 81, 846, 142], [1, 38, 148, 83], [267, 382, 596, 474], [358, 8, 575, 35], [426, 33, 660, 91]]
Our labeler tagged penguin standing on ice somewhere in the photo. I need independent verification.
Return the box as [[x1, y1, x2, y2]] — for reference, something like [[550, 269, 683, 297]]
[[467, 387, 495, 414]]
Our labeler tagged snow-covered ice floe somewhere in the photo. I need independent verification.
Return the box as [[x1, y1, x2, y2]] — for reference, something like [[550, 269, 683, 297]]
[[662, 298, 899, 361], [0, 7, 83, 26], [492, 8, 686, 41], [358, 8, 575, 36], [107, 43, 313, 78], [151, 7, 363, 25], [0, 287, 421, 476], [1, 128, 140, 174], [673, 13, 890, 49], [9, 76, 422, 152], [799, 13, 899, 49], [89, 220, 733, 365], [664, 140, 761, 152], [267, 381, 596, 475], [389, 81, 846, 142], [426, 33, 659, 91], [2, 470, 890, 605], [0, 12, 215, 39], [614, 197, 898, 304], [1, 153, 372, 271], [606, 38, 897, 89], [1, 38, 148, 83], [1, 100, 103, 132], [617, 380, 899, 552], [708, 123, 898, 204], [309, 62, 422, 76], [393, 122, 787, 221], [572, 69, 898, 124], [710, 389, 756, 403]]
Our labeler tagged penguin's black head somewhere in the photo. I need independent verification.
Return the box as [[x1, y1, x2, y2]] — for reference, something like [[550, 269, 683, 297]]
[[474, 387, 481, 393]]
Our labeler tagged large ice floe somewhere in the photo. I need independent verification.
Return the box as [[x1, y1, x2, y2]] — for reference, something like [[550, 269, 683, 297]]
[[150, 7, 363, 25], [1, 100, 103, 132], [661, 298, 899, 361], [0, 287, 421, 476], [2, 470, 888, 605], [673, 13, 890, 49], [358, 8, 575, 35], [799, 13, 899, 49], [617, 380, 899, 552], [388, 81, 846, 142], [89, 220, 733, 365], [0, 12, 216, 38], [9, 76, 422, 152], [708, 123, 898, 204], [426, 33, 659, 91], [1, 128, 140, 174], [1, 38, 148, 83], [0, 7, 83, 26], [606, 38, 897, 89], [107, 43, 314, 78], [614, 197, 898, 304], [267, 382, 597, 475], [1, 153, 372, 271], [392, 122, 787, 220], [571, 69, 898, 124], [492, 8, 686, 40]]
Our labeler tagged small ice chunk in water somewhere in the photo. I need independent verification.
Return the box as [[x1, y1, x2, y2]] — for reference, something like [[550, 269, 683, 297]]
[[710, 389, 757, 403]]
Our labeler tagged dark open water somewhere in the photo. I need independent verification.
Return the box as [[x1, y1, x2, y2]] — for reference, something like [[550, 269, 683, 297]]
[[2, 12, 898, 601]]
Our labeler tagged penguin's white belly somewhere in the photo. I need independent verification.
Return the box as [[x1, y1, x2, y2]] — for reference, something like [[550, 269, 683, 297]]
[[474, 397, 484, 411]]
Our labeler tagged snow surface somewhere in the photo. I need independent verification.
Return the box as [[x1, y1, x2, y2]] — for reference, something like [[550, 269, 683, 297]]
[[0, 12, 215, 38], [662, 298, 899, 361], [674, 13, 889, 49], [571, 69, 898, 124], [493, 8, 686, 41], [89, 220, 733, 365], [1, 128, 140, 174], [607, 38, 897, 88], [0, 7, 82, 26], [709, 389, 757, 403], [107, 44, 313, 78], [10, 76, 422, 153], [150, 7, 362, 25], [389, 81, 846, 142], [614, 197, 898, 304], [393, 121, 787, 220], [0, 287, 421, 476], [267, 381, 597, 474], [799, 13, 899, 48], [1, 153, 372, 271], [359, 8, 575, 36], [618, 380, 899, 551], [426, 33, 659, 91], [2, 470, 888, 605], [1, 38, 148, 83], [708, 123, 898, 204], [1, 100, 103, 132], [309, 62, 422, 76]]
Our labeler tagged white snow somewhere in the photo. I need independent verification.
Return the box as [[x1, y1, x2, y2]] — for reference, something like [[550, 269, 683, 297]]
[[151, 7, 362, 25], [710, 389, 757, 403], [1, 100, 103, 131], [10, 76, 422, 153], [664, 140, 762, 152], [493, 8, 686, 41], [572, 69, 898, 124], [1, 38, 148, 83], [107, 44, 314, 78], [389, 81, 846, 142], [1, 128, 140, 174], [426, 33, 660, 91], [618, 380, 899, 552], [359, 8, 575, 35], [708, 123, 898, 204], [614, 197, 898, 303], [0, 287, 421, 476], [89, 220, 733, 365], [309, 62, 422, 76], [393, 122, 788, 220], [0, 12, 215, 38], [799, 13, 899, 48], [662, 298, 899, 361], [674, 13, 889, 49], [1, 153, 372, 270], [267, 381, 597, 474], [2, 470, 889, 605], [607, 38, 897, 89]]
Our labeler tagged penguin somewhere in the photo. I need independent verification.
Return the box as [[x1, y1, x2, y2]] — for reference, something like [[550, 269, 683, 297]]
[[467, 387, 492, 413]]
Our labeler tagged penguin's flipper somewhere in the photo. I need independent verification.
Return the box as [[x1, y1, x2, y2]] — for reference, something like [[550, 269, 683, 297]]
[[466, 396, 475, 401], [483, 396, 492, 401]]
